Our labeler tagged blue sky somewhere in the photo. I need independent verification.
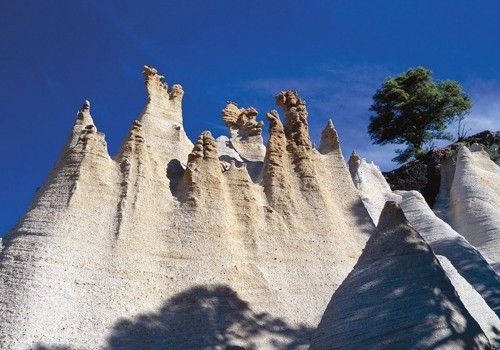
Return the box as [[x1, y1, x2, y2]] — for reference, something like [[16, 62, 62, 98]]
[[1, 1, 499, 234]]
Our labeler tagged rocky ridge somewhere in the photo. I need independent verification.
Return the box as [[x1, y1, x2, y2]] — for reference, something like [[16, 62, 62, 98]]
[[0, 65, 497, 349], [0, 66, 373, 349]]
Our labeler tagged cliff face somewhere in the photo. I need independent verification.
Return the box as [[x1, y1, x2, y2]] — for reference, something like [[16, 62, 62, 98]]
[[0, 67, 374, 349]]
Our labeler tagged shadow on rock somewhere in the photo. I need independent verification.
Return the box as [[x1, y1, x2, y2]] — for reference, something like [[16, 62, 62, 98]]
[[34, 284, 312, 349], [106, 284, 312, 350]]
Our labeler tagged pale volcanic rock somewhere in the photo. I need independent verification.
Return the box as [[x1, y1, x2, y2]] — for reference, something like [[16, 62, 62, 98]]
[[311, 202, 491, 350], [433, 155, 456, 221], [347, 151, 401, 225], [436, 255, 500, 349], [348, 152, 500, 345], [0, 66, 374, 349], [221, 102, 266, 162], [448, 146, 500, 272], [318, 119, 340, 154]]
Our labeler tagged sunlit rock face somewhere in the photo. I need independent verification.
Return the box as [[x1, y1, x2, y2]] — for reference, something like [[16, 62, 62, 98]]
[[348, 152, 500, 347], [446, 145, 500, 272], [0, 67, 374, 349], [311, 202, 491, 350]]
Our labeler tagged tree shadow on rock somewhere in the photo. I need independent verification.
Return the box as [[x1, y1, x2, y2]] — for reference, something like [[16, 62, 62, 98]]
[[107, 284, 313, 350]]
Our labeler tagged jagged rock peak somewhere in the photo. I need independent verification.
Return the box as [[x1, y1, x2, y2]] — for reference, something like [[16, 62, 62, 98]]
[[127, 120, 144, 142], [263, 110, 286, 168], [275, 90, 312, 149], [76, 99, 94, 127], [188, 131, 218, 162], [143, 65, 184, 101], [319, 119, 340, 153], [221, 102, 263, 137], [348, 150, 361, 166], [266, 109, 283, 130], [275, 90, 304, 110]]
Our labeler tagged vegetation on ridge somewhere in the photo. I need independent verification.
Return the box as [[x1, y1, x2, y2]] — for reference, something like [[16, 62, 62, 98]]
[[368, 67, 472, 163]]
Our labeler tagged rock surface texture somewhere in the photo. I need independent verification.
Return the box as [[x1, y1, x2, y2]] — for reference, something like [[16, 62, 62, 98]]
[[0, 67, 374, 349], [383, 130, 500, 207], [447, 146, 500, 272], [348, 152, 500, 346], [311, 202, 491, 350]]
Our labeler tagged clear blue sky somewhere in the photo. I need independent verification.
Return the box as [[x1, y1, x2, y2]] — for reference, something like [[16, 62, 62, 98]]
[[1, 1, 499, 235]]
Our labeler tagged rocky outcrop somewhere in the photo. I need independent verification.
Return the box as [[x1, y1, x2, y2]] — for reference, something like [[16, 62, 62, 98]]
[[348, 151, 400, 225], [220, 102, 266, 162], [447, 146, 500, 272], [180, 131, 223, 204], [0, 66, 373, 349], [139, 65, 193, 165], [143, 65, 184, 124], [318, 119, 340, 154], [383, 130, 500, 206], [261, 109, 296, 214], [216, 102, 266, 181], [275, 91, 318, 191], [222, 102, 263, 138], [311, 202, 491, 350], [348, 151, 500, 345]]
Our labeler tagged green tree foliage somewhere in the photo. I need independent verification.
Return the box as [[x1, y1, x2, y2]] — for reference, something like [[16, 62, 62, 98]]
[[368, 67, 472, 163]]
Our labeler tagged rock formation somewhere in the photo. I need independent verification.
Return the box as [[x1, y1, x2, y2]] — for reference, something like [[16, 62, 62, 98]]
[[310, 202, 491, 350], [217, 102, 266, 181], [447, 146, 500, 272], [319, 119, 340, 154], [1, 64, 496, 349], [383, 130, 500, 207], [0, 66, 373, 349], [348, 152, 500, 346], [347, 151, 400, 226]]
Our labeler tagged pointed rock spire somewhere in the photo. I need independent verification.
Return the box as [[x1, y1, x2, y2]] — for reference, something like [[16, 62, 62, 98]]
[[262, 110, 286, 174], [142, 65, 184, 124], [187, 131, 219, 163], [275, 90, 312, 149], [377, 201, 408, 231], [261, 109, 297, 212], [116, 120, 145, 160], [319, 119, 340, 154], [275, 91, 318, 189], [76, 100, 95, 128], [180, 131, 223, 204], [66, 100, 96, 149], [348, 150, 361, 167], [359, 201, 430, 264]]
